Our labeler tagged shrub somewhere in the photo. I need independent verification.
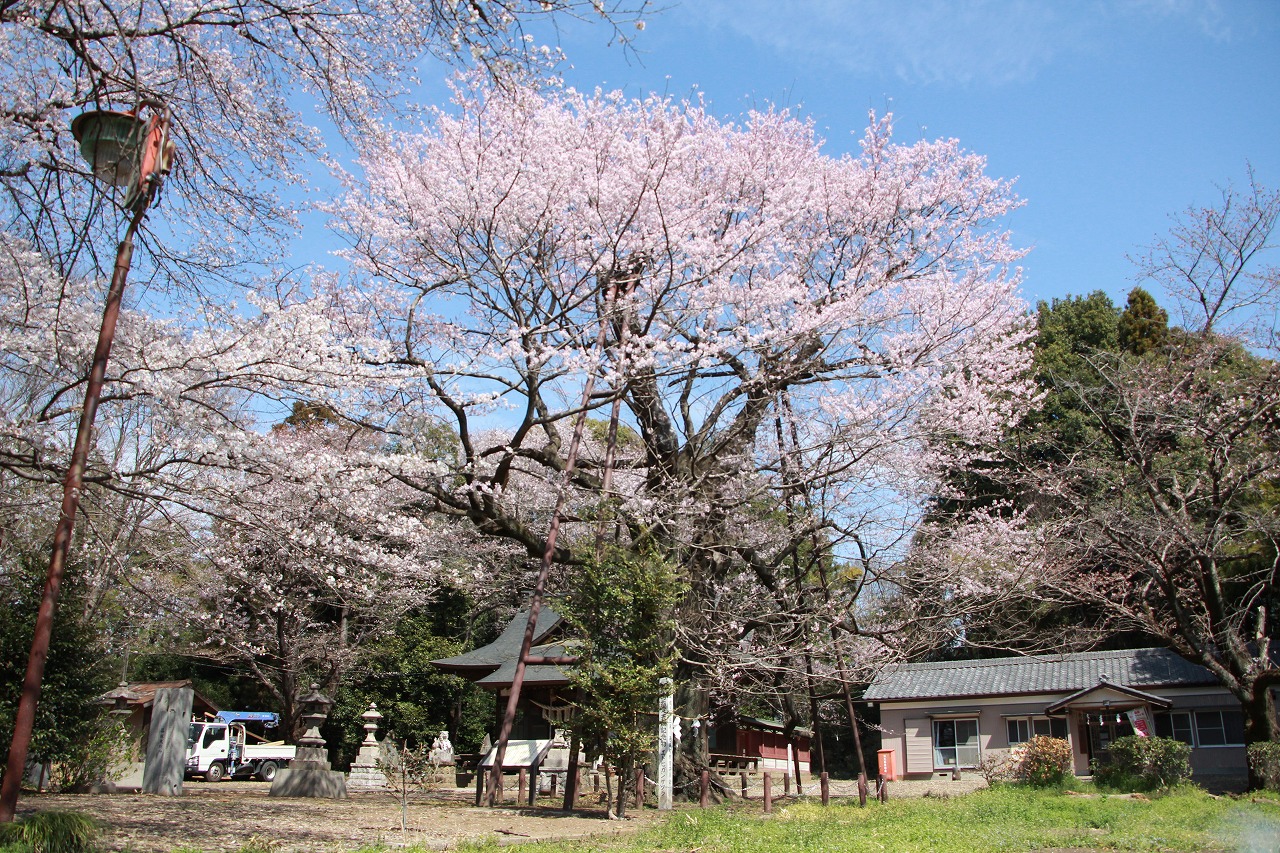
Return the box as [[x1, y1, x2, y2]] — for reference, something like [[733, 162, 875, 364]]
[[1246, 741, 1280, 791], [1017, 736, 1074, 786], [0, 810, 98, 853], [1096, 735, 1192, 790], [976, 750, 1019, 785]]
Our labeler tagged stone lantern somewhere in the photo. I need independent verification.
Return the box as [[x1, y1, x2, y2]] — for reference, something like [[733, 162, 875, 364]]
[[269, 683, 347, 799], [347, 703, 389, 791]]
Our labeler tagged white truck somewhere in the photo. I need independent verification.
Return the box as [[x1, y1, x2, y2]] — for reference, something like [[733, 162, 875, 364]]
[[185, 711, 296, 782]]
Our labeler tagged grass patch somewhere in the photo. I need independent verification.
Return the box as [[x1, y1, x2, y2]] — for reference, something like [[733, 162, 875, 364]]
[[517, 785, 1280, 852], [0, 810, 99, 853]]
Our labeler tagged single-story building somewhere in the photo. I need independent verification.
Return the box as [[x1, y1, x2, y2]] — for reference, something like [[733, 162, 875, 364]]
[[865, 648, 1254, 790]]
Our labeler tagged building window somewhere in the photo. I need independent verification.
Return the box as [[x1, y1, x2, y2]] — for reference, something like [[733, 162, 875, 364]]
[[1194, 710, 1245, 747], [934, 719, 980, 768], [1007, 716, 1069, 745], [1153, 711, 1194, 745]]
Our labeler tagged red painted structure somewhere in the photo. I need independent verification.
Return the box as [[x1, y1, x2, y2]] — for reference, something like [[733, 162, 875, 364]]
[[714, 716, 812, 773]]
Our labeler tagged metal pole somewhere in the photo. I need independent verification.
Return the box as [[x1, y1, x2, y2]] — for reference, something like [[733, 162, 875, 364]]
[[0, 202, 148, 822], [485, 273, 623, 805]]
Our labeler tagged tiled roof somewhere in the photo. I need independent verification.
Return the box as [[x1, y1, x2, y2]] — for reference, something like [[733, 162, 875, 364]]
[[431, 607, 563, 673], [474, 642, 575, 689], [864, 648, 1219, 702]]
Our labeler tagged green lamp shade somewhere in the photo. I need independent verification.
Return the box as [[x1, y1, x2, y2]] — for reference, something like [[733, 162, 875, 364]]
[[70, 110, 147, 187]]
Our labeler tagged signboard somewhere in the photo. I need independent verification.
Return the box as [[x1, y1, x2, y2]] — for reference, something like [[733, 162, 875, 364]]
[[478, 739, 553, 769], [1126, 708, 1151, 738]]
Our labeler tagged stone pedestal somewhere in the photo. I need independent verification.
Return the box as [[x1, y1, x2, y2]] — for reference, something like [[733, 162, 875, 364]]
[[346, 703, 387, 791], [269, 746, 348, 798], [269, 684, 347, 799]]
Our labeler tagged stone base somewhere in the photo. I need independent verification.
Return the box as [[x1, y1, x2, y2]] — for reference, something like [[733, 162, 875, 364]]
[[346, 763, 388, 790], [269, 759, 348, 799]]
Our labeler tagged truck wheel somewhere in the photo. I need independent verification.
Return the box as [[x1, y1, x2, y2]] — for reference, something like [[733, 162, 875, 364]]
[[257, 761, 279, 782], [206, 761, 227, 783]]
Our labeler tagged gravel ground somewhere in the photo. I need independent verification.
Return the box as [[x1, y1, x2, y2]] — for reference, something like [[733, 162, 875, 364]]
[[13, 775, 987, 852]]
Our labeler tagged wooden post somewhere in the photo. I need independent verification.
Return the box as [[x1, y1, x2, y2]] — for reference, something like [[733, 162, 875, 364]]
[[635, 768, 644, 808], [551, 772, 558, 798], [820, 771, 829, 806], [699, 770, 709, 808], [858, 772, 868, 808], [475, 769, 484, 807], [763, 772, 772, 814], [563, 729, 580, 811], [784, 772, 791, 797], [740, 771, 748, 799], [518, 768, 527, 805], [878, 776, 888, 803], [593, 771, 600, 792]]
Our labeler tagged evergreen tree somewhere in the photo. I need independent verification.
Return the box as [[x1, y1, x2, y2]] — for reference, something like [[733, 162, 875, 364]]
[[1118, 287, 1169, 356]]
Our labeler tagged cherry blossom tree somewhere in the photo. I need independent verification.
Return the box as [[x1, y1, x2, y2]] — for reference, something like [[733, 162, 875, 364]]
[[169, 422, 475, 740], [1, 0, 648, 288], [328, 79, 1036, 770]]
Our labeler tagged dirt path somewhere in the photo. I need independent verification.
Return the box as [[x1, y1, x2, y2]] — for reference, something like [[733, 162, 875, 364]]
[[15, 782, 656, 852]]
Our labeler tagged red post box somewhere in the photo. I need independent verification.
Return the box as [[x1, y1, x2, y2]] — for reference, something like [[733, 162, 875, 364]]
[[877, 748, 897, 781]]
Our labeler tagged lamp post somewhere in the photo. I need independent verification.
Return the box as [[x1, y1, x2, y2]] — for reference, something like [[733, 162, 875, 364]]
[[0, 101, 174, 822]]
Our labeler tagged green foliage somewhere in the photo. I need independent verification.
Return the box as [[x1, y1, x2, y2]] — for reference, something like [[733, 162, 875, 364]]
[[1093, 735, 1192, 791], [560, 547, 684, 810], [1018, 735, 1074, 786], [0, 557, 115, 785], [1248, 741, 1280, 791], [325, 597, 492, 767], [0, 810, 99, 853], [277, 400, 340, 430], [125, 651, 263, 716], [585, 418, 640, 448], [1117, 286, 1169, 355]]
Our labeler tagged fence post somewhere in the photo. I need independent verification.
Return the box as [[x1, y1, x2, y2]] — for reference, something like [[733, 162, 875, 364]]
[[740, 771, 748, 799], [763, 772, 772, 814], [878, 775, 888, 803], [635, 768, 644, 808], [699, 770, 709, 808], [783, 772, 791, 797], [858, 772, 868, 808], [518, 768, 527, 805]]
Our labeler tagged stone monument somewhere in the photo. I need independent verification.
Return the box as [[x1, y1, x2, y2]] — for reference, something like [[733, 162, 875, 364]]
[[346, 703, 388, 790], [142, 685, 193, 796], [268, 684, 347, 799]]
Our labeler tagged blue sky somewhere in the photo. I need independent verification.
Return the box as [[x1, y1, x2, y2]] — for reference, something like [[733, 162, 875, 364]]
[[501, 0, 1280, 311]]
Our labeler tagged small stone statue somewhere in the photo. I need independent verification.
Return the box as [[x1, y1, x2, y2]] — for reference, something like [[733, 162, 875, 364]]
[[430, 730, 454, 766]]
